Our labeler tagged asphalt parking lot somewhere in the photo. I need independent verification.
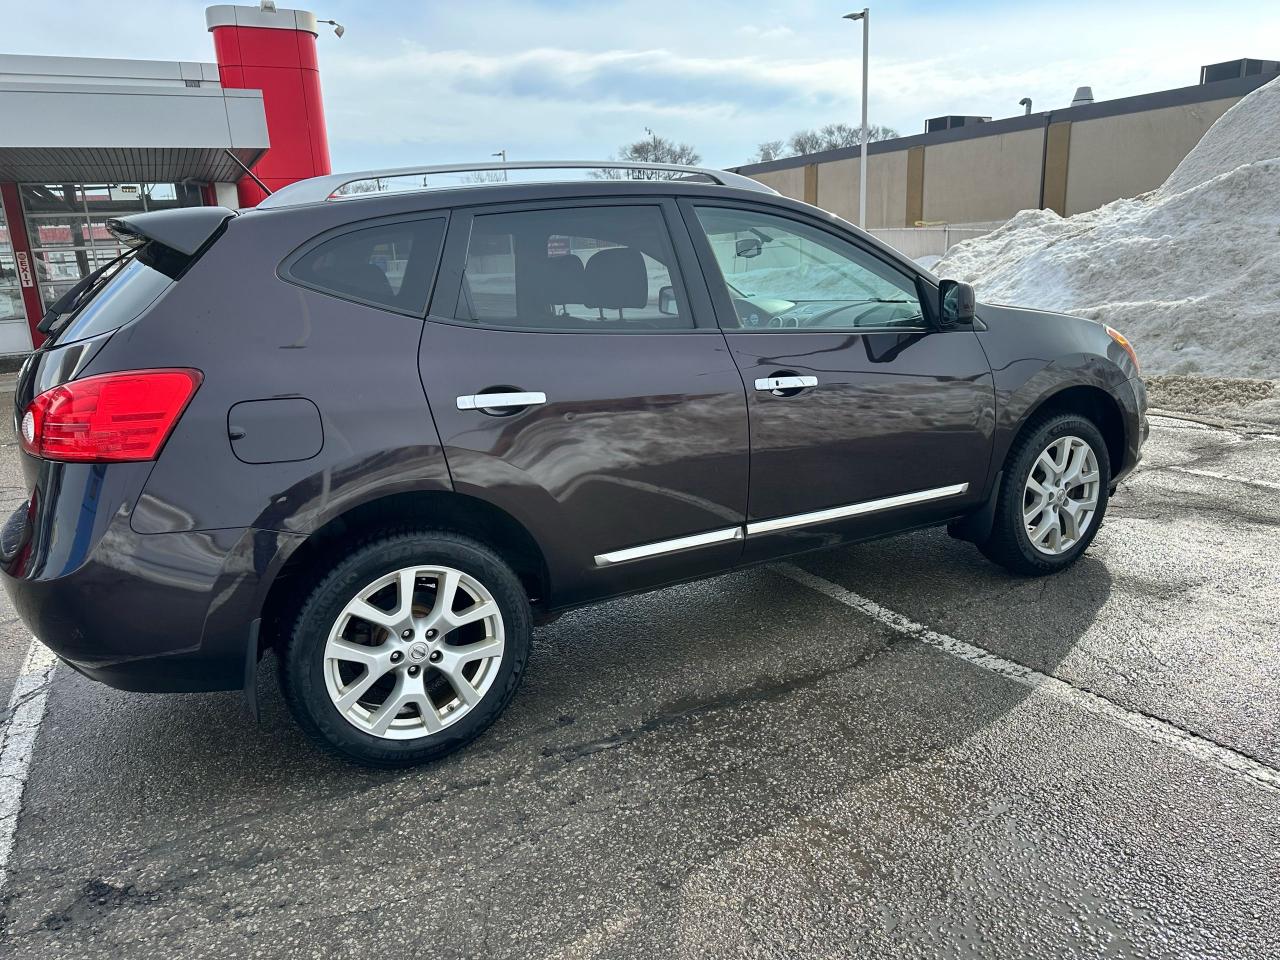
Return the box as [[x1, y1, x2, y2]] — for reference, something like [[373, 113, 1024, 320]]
[[0, 413, 1278, 959]]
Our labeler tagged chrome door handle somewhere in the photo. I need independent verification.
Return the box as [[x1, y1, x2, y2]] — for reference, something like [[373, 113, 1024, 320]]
[[754, 375, 817, 392], [456, 391, 547, 412]]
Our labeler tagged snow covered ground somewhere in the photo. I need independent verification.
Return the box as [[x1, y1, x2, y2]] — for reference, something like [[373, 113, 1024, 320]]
[[935, 77, 1280, 379]]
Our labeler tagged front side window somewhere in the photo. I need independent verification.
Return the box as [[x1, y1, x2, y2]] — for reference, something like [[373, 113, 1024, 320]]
[[285, 217, 445, 314], [693, 206, 924, 331], [456, 205, 691, 330]]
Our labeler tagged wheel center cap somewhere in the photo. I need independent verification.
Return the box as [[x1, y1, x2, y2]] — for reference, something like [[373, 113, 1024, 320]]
[[1055, 489, 1068, 505], [407, 641, 429, 662]]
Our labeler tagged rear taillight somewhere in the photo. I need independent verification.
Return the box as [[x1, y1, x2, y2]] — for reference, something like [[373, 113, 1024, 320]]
[[20, 368, 202, 463]]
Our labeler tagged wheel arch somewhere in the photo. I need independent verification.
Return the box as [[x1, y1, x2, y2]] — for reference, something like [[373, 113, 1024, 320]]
[[1011, 383, 1127, 477], [257, 490, 552, 658]]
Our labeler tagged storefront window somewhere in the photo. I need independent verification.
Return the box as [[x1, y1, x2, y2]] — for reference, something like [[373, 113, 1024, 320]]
[[20, 183, 202, 309]]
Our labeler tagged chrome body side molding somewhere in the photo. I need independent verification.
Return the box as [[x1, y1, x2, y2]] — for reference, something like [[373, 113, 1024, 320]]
[[593, 483, 970, 566], [594, 526, 744, 567], [745, 483, 970, 535]]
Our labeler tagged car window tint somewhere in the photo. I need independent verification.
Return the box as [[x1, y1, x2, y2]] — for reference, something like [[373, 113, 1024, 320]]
[[286, 218, 445, 314], [692, 206, 923, 331], [457, 206, 691, 330]]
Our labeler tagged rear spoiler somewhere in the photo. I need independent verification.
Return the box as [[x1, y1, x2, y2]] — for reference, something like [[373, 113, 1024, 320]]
[[107, 206, 236, 256]]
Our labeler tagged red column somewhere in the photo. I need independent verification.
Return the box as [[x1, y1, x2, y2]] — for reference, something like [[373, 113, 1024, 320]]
[[207, 5, 332, 207], [1, 182, 45, 349]]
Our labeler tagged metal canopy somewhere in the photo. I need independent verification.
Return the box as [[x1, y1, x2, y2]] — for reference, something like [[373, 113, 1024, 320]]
[[0, 146, 265, 184], [0, 80, 268, 184]]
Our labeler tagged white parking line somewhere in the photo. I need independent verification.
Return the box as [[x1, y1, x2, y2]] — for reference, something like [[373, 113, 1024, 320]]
[[0, 639, 57, 891], [776, 563, 1280, 794], [1164, 465, 1280, 492]]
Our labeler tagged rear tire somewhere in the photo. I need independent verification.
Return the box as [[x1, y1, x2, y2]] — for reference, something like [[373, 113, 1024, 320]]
[[280, 530, 531, 767], [978, 413, 1111, 576]]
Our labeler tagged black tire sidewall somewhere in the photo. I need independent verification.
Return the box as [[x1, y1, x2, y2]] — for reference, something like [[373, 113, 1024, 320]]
[[993, 415, 1112, 574], [281, 532, 530, 767]]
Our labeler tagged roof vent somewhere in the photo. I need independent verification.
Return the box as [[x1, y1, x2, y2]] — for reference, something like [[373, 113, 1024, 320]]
[[925, 115, 991, 133], [1200, 58, 1280, 84], [1071, 86, 1094, 106]]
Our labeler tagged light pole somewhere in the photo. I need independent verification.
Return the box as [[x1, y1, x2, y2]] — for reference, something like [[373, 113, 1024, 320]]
[[492, 150, 507, 181], [843, 9, 869, 228]]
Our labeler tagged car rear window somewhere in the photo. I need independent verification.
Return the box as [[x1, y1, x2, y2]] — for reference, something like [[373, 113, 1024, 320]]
[[284, 217, 446, 315]]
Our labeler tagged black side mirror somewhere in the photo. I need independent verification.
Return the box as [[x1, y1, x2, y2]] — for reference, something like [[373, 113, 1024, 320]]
[[735, 238, 763, 259], [939, 279, 976, 325], [658, 286, 678, 316]]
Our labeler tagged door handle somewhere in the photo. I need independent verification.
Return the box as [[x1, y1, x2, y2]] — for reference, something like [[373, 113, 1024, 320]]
[[754, 375, 818, 393], [456, 391, 547, 412]]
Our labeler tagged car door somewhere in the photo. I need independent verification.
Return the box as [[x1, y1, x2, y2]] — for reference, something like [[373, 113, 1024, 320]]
[[421, 197, 750, 606], [679, 199, 995, 561]]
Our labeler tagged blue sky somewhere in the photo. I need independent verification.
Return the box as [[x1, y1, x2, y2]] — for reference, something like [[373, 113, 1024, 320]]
[[7, 0, 1279, 170]]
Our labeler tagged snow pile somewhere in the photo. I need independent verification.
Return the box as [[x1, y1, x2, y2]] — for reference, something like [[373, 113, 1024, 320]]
[[935, 76, 1280, 377]]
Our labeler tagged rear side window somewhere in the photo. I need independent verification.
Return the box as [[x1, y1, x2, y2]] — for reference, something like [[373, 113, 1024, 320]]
[[284, 217, 446, 315], [455, 205, 691, 331]]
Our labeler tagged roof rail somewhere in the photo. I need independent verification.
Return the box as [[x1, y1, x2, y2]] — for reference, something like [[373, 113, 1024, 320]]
[[254, 160, 777, 209]]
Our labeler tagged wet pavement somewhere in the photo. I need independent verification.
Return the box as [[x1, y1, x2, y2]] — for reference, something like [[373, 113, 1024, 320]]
[[0, 414, 1277, 959]]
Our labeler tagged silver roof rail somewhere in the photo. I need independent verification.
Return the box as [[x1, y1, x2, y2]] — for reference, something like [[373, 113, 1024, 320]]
[[255, 160, 777, 209]]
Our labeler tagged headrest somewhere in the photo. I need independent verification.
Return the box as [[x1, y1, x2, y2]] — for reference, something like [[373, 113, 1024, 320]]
[[344, 261, 394, 302], [583, 247, 648, 310], [541, 253, 584, 305]]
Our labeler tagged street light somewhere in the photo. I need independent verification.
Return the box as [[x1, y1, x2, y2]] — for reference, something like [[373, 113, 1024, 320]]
[[843, 8, 869, 228], [492, 150, 508, 181]]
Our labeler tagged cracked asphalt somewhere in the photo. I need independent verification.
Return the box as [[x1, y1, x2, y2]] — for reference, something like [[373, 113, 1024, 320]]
[[1, 414, 1278, 959]]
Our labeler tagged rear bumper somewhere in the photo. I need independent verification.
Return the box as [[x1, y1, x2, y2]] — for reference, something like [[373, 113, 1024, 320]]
[[1, 498, 301, 692]]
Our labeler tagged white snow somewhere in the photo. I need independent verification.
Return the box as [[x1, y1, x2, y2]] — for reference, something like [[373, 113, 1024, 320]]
[[935, 76, 1280, 377]]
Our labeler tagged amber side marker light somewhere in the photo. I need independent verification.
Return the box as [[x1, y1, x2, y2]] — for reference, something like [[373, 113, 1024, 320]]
[[1105, 326, 1140, 374]]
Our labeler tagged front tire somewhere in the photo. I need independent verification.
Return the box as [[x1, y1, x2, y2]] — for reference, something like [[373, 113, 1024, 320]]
[[281, 531, 531, 767], [978, 413, 1111, 576]]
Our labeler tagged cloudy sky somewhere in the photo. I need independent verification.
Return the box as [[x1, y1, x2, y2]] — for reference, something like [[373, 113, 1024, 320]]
[[9, 0, 1279, 170]]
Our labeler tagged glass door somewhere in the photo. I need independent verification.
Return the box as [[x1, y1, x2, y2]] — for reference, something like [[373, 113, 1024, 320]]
[[20, 182, 202, 310]]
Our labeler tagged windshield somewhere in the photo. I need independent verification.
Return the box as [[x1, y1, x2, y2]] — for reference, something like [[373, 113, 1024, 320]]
[[47, 246, 174, 347]]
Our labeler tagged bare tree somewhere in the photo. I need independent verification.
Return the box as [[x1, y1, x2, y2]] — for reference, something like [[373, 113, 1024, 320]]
[[593, 130, 702, 179], [754, 140, 785, 163], [775, 122, 900, 160], [340, 177, 388, 194], [459, 170, 507, 184]]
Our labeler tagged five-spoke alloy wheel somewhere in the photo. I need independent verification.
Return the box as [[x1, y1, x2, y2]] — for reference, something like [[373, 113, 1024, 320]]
[[979, 413, 1111, 575], [324, 565, 505, 739], [1022, 435, 1101, 556], [282, 531, 530, 767]]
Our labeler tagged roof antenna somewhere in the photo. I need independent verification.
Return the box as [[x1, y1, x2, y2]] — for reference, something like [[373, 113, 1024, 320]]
[[223, 149, 273, 196]]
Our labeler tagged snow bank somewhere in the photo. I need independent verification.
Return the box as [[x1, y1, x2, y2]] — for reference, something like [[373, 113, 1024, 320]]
[[935, 76, 1280, 377]]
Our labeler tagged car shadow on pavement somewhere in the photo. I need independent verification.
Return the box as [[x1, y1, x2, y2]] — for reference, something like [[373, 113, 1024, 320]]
[[6, 527, 1114, 955]]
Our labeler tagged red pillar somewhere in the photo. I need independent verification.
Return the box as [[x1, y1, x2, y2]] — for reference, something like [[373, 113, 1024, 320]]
[[206, 4, 331, 207], [1, 182, 45, 349]]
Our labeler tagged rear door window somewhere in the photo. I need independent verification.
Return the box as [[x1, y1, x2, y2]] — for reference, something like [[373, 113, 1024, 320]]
[[454, 205, 692, 330], [284, 217, 446, 315]]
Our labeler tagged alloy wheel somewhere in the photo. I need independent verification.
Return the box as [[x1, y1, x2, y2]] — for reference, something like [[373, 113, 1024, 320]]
[[1022, 435, 1100, 556], [323, 565, 505, 740]]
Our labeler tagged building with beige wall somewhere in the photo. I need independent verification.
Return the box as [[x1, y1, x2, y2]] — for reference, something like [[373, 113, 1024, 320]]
[[730, 64, 1276, 230]]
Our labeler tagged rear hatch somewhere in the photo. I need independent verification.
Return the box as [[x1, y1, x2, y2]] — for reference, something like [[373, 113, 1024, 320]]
[[4, 207, 234, 563], [15, 205, 234, 426]]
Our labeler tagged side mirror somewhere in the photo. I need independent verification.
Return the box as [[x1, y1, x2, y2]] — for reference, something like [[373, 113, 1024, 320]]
[[658, 285, 678, 316], [735, 238, 763, 259], [939, 279, 976, 325]]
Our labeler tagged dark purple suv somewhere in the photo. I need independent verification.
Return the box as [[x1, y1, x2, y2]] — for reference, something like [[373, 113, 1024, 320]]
[[2, 162, 1147, 766]]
